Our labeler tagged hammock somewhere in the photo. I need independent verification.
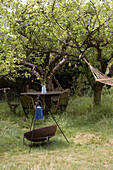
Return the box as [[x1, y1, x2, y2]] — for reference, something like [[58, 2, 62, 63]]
[[80, 55, 113, 87]]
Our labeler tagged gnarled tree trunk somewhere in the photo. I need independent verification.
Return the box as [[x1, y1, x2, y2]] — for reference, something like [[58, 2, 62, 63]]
[[93, 83, 103, 105]]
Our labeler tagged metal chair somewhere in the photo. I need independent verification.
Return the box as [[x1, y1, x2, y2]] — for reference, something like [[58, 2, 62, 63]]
[[20, 95, 35, 121], [54, 90, 70, 113]]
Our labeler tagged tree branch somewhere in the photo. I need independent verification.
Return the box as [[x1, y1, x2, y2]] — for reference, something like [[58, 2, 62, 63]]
[[17, 60, 38, 69], [51, 0, 66, 31], [52, 55, 68, 76], [16, 60, 43, 75]]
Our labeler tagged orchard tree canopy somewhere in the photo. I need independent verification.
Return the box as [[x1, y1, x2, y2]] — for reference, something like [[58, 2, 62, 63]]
[[0, 0, 113, 104]]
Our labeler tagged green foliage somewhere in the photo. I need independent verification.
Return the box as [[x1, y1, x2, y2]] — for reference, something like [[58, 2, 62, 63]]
[[1, 0, 113, 76], [75, 75, 92, 96], [56, 62, 79, 89], [102, 86, 113, 95], [0, 0, 113, 105]]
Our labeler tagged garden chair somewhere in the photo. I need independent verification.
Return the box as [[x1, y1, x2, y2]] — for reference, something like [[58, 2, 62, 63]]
[[51, 87, 64, 104], [52, 88, 70, 104], [20, 95, 35, 121], [54, 90, 70, 113], [0, 88, 20, 114]]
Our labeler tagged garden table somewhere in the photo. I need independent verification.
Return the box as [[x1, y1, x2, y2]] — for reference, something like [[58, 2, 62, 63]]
[[20, 91, 63, 114]]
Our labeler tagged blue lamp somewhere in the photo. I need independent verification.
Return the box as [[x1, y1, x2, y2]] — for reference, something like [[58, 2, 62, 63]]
[[35, 106, 43, 119]]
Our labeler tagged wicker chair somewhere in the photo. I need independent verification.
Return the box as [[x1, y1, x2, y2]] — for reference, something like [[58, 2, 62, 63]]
[[20, 95, 35, 121], [54, 90, 70, 113]]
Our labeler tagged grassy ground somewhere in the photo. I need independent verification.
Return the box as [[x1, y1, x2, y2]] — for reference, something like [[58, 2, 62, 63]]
[[0, 94, 113, 170]]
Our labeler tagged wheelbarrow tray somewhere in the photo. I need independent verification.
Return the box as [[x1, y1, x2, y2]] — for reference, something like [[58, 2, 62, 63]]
[[24, 125, 57, 142]]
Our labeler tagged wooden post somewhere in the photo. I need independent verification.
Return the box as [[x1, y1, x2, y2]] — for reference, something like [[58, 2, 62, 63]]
[[26, 84, 29, 92]]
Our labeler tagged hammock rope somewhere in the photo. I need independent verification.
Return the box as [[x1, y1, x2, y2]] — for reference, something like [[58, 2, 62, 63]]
[[79, 55, 113, 86]]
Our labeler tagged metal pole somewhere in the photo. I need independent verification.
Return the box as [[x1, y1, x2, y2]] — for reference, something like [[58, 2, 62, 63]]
[[47, 107, 69, 143], [29, 118, 36, 153], [30, 116, 34, 130]]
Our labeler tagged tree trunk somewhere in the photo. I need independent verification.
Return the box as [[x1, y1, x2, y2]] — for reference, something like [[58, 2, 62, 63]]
[[93, 83, 103, 105], [47, 78, 54, 91]]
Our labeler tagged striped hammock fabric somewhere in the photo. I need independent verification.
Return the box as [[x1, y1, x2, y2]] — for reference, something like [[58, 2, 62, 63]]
[[81, 56, 113, 86], [89, 65, 113, 86]]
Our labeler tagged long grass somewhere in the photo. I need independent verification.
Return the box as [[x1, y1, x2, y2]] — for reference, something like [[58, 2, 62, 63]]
[[0, 94, 113, 169]]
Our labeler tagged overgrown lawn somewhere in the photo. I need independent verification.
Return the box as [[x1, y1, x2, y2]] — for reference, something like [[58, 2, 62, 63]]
[[0, 95, 113, 169]]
